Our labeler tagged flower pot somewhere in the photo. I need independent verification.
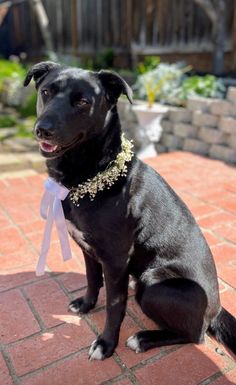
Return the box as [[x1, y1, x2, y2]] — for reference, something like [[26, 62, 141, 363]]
[[132, 102, 168, 158]]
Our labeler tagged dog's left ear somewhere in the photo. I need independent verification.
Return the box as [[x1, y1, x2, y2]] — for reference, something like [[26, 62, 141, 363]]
[[24, 61, 60, 88], [98, 70, 133, 104]]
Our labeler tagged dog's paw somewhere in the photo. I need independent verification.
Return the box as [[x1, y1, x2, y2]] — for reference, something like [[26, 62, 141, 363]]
[[126, 334, 143, 353], [68, 297, 95, 314], [88, 337, 116, 360]]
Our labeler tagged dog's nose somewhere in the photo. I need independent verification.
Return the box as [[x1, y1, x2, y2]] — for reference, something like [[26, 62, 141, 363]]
[[35, 121, 55, 139]]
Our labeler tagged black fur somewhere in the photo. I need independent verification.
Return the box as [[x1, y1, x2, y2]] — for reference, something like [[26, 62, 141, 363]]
[[24, 62, 236, 359]]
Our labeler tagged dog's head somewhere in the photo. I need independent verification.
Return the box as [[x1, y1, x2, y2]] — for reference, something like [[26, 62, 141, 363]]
[[24, 61, 132, 158]]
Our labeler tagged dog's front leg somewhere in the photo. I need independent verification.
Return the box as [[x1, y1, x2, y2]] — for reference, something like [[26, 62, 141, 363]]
[[69, 252, 103, 314], [89, 265, 129, 360]]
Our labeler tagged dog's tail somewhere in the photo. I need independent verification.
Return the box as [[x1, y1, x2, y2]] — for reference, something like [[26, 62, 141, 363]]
[[208, 307, 236, 354]]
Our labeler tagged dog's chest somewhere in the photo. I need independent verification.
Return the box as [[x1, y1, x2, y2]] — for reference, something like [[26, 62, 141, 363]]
[[66, 220, 94, 255]]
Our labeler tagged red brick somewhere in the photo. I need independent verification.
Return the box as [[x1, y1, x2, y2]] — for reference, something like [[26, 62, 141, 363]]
[[5, 204, 38, 224], [0, 227, 30, 255], [21, 350, 121, 385], [24, 228, 59, 252], [9, 322, 95, 376], [5, 177, 29, 190], [216, 196, 236, 215], [0, 265, 48, 292], [216, 262, 236, 289], [0, 353, 12, 385], [176, 191, 200, 207], [23, 174, 45, 192], [0, 209, 11, 229], [0, 187, 38, 208], [223, 181, 236, 193], [198, 212, 236, 229], [190, 204, 219, 219], [5, 177, 42, 201], [0, 248, 38, 270], [58, 272, 87, 292], [26, 230, 56, 252], [211, 243, 236, 264], [134, 344, 228, 385], [112, 379, 133, 385], [215, 225, 236, 244], [24, 279, 69, 328], [0, 289, 40, 344], [210, 368, 236, 385], [220, 290, 236, 316], [19, 220, 44, 235], [202, 230, 221, 247], [196, 190, 233, 204]]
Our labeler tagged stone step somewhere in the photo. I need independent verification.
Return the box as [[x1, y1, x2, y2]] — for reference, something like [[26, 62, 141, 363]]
[[0, 152, 45, 173]]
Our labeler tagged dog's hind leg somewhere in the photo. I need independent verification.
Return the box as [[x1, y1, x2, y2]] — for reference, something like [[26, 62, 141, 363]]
[[69, 252, 103, 314], [127, 278, 209, 353]]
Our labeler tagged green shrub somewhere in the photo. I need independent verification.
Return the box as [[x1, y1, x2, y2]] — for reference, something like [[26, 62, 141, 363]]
[[18, 92, 37, 118], [16, 123, 33, 138], [0, 115, 17, 127], [0, 59, 26, 82], [0, 59, 26, 94], [164, 74, 225, 106], [179, 75, 225, 100], [136, 56, 160, 74]]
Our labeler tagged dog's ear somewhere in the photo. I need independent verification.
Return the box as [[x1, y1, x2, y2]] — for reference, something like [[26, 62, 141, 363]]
[[98, 70, 133, 104], [24, 61, 59, 88]]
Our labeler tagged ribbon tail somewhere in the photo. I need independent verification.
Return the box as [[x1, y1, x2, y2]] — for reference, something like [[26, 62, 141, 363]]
[[53, 199, 72, 262], [36, 196, 54, 276], [40, 189, 52, 219]]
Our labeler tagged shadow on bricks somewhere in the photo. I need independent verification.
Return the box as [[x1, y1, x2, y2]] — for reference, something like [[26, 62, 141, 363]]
[[0, 270, 236, 385]]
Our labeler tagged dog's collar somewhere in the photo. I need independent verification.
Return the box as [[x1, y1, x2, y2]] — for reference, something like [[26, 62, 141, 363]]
[[69, 134, 134, 206]]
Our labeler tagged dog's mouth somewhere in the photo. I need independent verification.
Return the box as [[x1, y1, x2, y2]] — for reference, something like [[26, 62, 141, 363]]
[[38, 133, 84, 158], [39, 141, 59, 153]]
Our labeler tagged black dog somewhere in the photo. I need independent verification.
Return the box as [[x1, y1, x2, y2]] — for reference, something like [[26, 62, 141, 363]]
[[24, 62, 236, 360]]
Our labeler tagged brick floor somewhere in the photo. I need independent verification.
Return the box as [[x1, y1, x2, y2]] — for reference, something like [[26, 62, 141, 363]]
[[0, 152, 236, 385]]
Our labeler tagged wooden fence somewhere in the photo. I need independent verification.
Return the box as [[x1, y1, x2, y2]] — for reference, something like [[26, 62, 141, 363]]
[[0, 0, 235, 67]]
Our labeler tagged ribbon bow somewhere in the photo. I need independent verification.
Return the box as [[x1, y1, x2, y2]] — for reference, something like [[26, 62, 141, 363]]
[[36, 177, 72, 276]]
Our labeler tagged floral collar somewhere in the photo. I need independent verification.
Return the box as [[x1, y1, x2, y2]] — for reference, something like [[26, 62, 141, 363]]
[[69, 134, 134, 206]]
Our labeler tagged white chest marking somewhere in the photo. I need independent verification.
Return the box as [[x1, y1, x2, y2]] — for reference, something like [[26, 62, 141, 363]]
[[66, 220, 92, 253]]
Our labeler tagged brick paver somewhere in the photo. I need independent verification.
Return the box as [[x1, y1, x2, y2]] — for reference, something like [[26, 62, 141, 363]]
[[0, 152, 235, 385]]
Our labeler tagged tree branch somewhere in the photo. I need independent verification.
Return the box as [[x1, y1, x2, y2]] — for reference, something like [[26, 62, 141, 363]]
[[193, 0, 217, 24]]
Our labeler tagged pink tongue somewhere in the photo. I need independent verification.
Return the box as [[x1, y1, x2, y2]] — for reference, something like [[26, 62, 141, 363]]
[[40, 142, 58, 152]]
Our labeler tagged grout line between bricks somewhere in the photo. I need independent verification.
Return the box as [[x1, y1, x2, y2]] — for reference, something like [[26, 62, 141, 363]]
[[99, 373, 140, 385], [211, 228, 236, 246], [17, 346, 89, 381], [217, 277, 236, 292], [198, 371, 224, 385], [126, 308, 147, 331], [0, 270, 49, 294], [198, 364, 236, 385], [0, 346, 20, 385], [5, 320, 75, 348], [20, 286, 46, 331]]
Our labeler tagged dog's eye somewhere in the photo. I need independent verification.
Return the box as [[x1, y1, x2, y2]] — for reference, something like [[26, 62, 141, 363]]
[[73, 98, 89, 107], [41, 89, 49, 97]]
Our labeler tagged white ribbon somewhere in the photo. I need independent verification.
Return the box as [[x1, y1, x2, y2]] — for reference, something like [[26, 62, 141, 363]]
[[36, 177, 72, 276]]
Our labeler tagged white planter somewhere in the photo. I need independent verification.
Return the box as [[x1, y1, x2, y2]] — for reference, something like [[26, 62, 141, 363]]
[[132, 102, 168, 158]]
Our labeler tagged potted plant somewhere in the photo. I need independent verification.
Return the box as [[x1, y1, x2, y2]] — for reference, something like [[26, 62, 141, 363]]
[[132, 63, 189, 157]]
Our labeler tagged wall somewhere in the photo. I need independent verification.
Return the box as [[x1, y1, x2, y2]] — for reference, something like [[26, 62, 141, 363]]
[[118, 87, 236, 164]]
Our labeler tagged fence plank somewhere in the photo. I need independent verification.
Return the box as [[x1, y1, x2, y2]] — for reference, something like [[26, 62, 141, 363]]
[[5, 0, 235, 63]]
